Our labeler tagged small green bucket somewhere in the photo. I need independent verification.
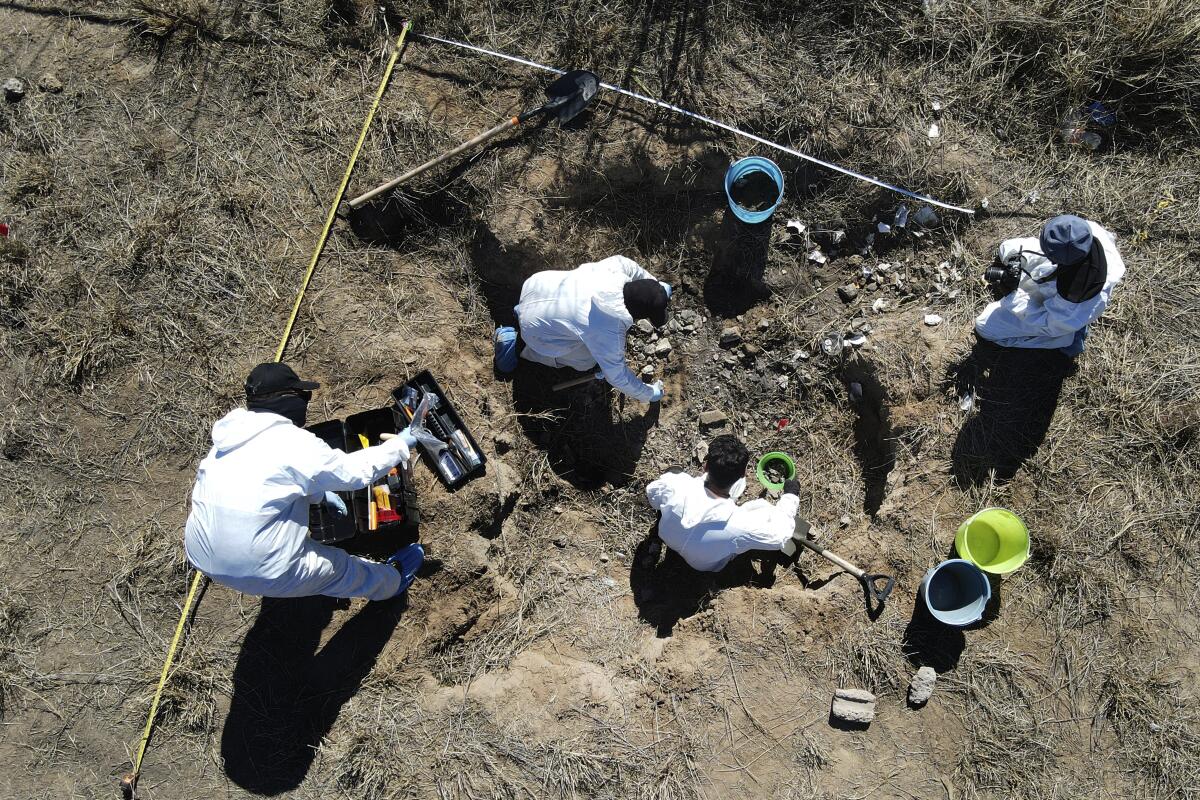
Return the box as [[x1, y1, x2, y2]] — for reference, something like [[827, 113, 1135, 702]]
[[755, 452, 796, 491], [954, 507, 1030, 575]]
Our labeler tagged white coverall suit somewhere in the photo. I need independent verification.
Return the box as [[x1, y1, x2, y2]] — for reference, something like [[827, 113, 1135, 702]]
[[184, 408, 410, 600], [515, 255, 658, 403], [975, 221, 1125, 349], [646, 472, 799, 572]]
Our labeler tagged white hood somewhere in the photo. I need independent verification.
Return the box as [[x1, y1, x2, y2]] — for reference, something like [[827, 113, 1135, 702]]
[[210, 408, 291, 454]]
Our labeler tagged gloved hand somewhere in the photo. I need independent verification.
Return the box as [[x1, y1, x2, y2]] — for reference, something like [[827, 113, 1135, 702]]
[[659, 281, 673, 299], [648, 380, 665, 402], [398, 426, 418, 448], [323, 491, 348, 516], [783, 478, 800, 496], [381, 429, 419, 448]]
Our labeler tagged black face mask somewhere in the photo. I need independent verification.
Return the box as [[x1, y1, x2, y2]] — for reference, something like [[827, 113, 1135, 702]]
[[247, 392, 309, 427]]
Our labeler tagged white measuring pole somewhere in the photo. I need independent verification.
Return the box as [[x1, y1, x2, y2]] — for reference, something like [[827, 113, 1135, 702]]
[[414, 32, 975, 215]]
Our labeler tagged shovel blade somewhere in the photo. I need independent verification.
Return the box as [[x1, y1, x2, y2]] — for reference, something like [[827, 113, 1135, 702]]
[[544, 69, 600, 124]]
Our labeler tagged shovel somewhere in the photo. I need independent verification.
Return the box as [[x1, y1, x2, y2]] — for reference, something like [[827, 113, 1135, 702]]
[[348, 69, 600, 209], [782, 520, 895, 615]]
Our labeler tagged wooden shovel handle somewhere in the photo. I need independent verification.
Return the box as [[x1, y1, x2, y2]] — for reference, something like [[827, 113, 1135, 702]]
[[348, 117, 518, 208], [553, 371, 602, 391]]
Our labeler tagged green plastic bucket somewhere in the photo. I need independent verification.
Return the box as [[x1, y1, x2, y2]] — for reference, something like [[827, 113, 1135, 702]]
[[755, 452, 796, 491], [955, 507, 1030, 575]]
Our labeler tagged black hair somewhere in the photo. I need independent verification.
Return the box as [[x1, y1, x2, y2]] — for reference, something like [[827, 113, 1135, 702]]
[[706, 434, 749, 490]]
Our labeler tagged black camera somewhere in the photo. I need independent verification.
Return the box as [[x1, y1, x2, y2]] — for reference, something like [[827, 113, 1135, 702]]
[[984, 254, 1022, 294]]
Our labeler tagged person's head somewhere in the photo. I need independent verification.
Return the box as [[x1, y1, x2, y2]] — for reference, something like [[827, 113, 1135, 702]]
[[1039, 215, 1092, 266], [622, 279, 670, 327], [704, 434, 749, 492], [1039, 214, 1108, 303], [244, 362, 320, 427]]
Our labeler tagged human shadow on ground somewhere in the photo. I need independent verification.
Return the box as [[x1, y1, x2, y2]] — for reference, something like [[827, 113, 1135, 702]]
[[221, 595, 404, 795], [946, 340, 1075, 488], [511, 361, 658, 490], [702, 210, 771, 318], [630, 523, 788, 638]]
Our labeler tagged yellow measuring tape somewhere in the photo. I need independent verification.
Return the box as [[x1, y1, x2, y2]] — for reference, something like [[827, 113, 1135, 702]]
[[121, 22, 412, 798]]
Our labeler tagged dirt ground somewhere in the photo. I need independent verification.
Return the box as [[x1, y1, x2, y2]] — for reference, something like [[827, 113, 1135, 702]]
[[2, 1, 1198, 799]]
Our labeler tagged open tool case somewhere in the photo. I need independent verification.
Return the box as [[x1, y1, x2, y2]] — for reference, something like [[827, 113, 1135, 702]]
[[306, 410, 420, 545], [392, 370, 487, 490]]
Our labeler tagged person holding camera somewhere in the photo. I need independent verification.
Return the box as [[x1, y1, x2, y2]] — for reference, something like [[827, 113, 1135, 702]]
[[975, 215, 1125, 356]]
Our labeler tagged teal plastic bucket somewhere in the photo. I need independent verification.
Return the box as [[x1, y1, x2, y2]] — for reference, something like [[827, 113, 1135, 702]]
[[921, 559, 991, 627], [724, 157, 784, 224]]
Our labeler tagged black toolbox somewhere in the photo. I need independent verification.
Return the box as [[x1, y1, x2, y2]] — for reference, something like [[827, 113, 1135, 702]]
[[305, 410, 419, 545], [392, 370, 487, 490]]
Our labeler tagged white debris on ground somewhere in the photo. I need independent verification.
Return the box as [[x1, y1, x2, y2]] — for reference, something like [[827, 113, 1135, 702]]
[[909, 666, 937, 705]]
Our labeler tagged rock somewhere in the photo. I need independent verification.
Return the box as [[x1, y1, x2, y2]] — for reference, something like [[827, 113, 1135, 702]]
[[37, 74, 62, 93], [599, 552, 610, 563], [831, 688, 876, 724], [742, 343, 762, 360], [694, 440, 708, 463], [636, 319, 654, 335], [837, 285, 859, 303], [839, 515, 851, 528], [699, 410, 728, 429], [909, 666, 937, 705], [641, 365, 655, 377], [654, 338, 673, 355], [3, 77, 26, 103], [493, 431, 515, 455], [719, 328, 742, 348], [553, 536, 567, 548], [494, 460, 521, 506], [924, 314, 943, 326]]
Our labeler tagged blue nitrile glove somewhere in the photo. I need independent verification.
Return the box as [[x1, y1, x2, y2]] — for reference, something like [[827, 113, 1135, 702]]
[[659, 281, 672, 299], [324, 491, 348, 516], [648, 380, 664, 402]]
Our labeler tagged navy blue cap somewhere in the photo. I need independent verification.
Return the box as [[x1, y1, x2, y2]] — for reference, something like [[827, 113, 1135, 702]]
[[1040, 215, 1093, 266]]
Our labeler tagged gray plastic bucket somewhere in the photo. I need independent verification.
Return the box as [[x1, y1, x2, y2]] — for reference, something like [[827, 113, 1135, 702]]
[[921, 559, 991, 626]]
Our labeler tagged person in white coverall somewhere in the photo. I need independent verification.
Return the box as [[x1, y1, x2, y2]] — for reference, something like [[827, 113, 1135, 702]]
[[184, 362, 425, 601], [646, 435, 801, 572], [515, 255, 671, 403], [975, 214, 1125, 355]]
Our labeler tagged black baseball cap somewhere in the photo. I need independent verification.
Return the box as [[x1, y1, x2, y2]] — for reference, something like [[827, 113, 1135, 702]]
[[622, 279, 670, 327], [244, 362, 320, 397]]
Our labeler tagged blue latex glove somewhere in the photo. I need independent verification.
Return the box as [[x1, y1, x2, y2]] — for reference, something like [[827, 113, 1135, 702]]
[[648, 380, 665, 402], [323, 491, 348, 516]]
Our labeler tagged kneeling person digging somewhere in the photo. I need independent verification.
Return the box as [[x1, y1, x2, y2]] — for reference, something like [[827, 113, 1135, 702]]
[[184, 363, 425, 601], [646, 435, 801, 572]]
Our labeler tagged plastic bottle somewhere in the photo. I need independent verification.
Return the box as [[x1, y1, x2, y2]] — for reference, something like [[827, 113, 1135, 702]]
[[1058, 110, 1102, 151], [436, 447, 465, 482]]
